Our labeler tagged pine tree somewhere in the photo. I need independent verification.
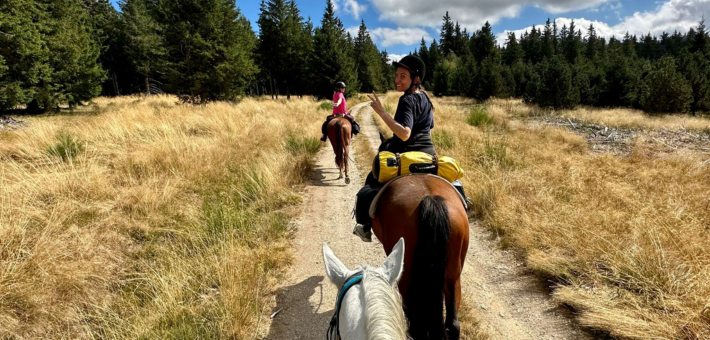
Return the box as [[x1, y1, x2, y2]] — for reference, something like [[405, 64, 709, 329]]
[[311, 0, 358, 97], [354, 20, 382, 92], [472, 22, 497, 63], [84, 0, 124, 96], [160, 0, 257, 102], [121, 0, 164, 94], [542, 19, 555, 59], [639, 56, 692, 113], [286, 1, 312, 97], [37, 0, 105, 110], [0, 0, 48, 110], [678, 50, 710, 113], [563, 20, 582, 63], [534, 56, 579, 109], [440, 12, 455, 57], [258, 0, 309, 98], [503, 33, 523, 66], [691, 18, 709, 55]]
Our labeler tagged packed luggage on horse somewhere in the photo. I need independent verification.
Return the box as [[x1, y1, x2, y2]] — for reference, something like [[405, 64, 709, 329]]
[[350, 55, 471, 340]]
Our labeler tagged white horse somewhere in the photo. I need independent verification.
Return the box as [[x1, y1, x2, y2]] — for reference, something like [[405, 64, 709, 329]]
[[322, 238, 409, 340]]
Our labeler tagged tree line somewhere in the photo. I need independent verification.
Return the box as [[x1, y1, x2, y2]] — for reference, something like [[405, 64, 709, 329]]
[[419, 13, 710, 114], [0, 0, 392, 112]]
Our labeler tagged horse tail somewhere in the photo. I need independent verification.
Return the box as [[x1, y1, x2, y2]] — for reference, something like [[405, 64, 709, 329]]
[[334, 119, 343, 169], [408, 195, 449, 340]]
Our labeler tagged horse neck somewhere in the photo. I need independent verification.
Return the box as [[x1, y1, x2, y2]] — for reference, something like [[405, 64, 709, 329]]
[[362, 269, 408, 340]]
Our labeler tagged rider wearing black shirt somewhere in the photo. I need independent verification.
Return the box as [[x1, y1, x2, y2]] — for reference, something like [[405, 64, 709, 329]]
[[353, 55, 437, 242]]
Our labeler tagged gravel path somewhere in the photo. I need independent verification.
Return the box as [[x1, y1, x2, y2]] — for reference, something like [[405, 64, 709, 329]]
[[261, 102, 594, 340]]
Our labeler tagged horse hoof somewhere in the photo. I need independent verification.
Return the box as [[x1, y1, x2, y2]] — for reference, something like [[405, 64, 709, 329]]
[[345, 177, 350, 184]]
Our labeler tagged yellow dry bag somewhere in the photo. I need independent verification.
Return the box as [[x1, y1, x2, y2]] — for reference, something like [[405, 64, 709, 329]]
[[372, 151, 464, 183]]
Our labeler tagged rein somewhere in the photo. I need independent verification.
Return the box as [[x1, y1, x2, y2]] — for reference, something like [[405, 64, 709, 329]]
[[327, 272, 363, 340]]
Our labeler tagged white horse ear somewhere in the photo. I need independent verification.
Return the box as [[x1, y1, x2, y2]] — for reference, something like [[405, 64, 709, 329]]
[[381, 238, 405, 286], [323, 242, 349, 287]]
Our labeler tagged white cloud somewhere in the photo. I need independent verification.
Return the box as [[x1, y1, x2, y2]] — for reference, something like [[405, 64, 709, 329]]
[[346, 26, 360, 37], [387, 53, 407, 64], [497, 0, 710, 45], [367, 0, 617, 30], [334, 0, 367, 20], [370, 27, 432, 47]]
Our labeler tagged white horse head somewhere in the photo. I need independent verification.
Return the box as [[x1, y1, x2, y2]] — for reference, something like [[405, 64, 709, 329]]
[[322, 238, 408, 340]]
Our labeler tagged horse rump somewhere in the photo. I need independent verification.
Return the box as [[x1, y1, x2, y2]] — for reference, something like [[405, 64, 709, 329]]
[[407, 195, 450, 339]]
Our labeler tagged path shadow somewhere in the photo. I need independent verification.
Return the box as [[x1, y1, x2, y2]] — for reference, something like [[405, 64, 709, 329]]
[[264, 275, 334, 339], [309, 164, 348, 187]]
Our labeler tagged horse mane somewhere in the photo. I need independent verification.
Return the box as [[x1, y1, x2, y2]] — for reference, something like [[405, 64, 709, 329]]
[[362, 266, 408, 340]]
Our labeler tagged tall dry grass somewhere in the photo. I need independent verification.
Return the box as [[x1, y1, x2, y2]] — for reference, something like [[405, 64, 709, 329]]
[[372, 92, 710, 339], [0, 95, 324, 339]]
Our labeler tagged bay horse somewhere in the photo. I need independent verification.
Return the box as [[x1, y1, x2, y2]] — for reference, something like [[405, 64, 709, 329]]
[[326, 115, 352, 184], [322, 238, 408, 340], [372, 134, 469, 340]]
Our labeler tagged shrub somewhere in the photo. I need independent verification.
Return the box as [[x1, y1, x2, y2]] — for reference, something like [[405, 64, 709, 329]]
[[47, 131, 84, 161], [467, 106, 493, 126]]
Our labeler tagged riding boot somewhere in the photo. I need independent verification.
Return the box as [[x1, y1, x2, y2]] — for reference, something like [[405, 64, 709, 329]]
[[452, 180, 472, 210], [351, 120, 361, 136], [320, 120, 329, 142]]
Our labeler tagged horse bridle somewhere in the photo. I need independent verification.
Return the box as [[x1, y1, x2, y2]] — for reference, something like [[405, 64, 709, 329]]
[[327, 271, 363, 340], [326, 270, 413, 340]]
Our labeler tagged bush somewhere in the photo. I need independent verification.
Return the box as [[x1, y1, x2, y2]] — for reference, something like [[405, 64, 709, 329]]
[[286, 134, 320, 156], [467, 106, 492, 126], [640, 56, 694, 113], [47, 131, 84, 161], [319, 101, 332, 111]]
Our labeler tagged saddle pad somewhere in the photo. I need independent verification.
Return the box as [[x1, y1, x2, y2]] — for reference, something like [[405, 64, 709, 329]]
[[369, 174, 468, 219]]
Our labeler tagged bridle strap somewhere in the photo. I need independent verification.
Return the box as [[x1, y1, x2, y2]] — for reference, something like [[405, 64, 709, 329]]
[[327, 272, 364, 340]]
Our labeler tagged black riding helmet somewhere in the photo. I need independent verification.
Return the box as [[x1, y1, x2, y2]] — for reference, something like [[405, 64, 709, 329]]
[[335, 81, 347, 89], [393, 55, 426, 83]]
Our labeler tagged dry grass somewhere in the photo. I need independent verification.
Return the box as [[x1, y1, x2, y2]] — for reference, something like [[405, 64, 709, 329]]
[[369, 92, 710, 339], [0, 95, 323, 339], [426, 95, 710, 339], [486, 96, 710, 132]]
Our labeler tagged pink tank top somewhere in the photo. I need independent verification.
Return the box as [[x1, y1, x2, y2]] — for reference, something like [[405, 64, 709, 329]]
[[333, 92, 347, 115]]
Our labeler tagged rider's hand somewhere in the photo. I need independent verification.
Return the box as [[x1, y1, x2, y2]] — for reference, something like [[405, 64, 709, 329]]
[[367, 92, 385, 115]]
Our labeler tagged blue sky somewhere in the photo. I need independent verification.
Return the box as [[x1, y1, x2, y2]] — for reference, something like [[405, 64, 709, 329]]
[[112, 0, 710, 61]]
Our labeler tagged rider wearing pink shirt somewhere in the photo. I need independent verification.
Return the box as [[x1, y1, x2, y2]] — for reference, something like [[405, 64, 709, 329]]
[[320, 81, 360, 142], [332, 90, 347, 115]]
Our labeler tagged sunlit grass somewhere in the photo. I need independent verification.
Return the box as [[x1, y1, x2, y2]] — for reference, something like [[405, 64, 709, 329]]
[[372, 92, 710, 339], [0, 95, 323, 339]]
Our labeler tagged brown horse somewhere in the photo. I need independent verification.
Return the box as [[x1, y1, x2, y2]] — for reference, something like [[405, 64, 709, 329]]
[[326, 116, 352, 184], [371, 134, 469, 340]]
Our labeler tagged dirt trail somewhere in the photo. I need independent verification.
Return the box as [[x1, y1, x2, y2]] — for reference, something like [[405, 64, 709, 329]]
[[261, 102, 593, 339]]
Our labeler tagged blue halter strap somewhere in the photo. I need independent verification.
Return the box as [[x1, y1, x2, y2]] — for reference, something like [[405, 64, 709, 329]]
[[326, 272, 363, 340]]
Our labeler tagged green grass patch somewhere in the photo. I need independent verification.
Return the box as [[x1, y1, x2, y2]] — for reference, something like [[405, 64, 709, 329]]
[[286, 134, 320, 156], [484, 136, 513, 168], [432, 130, 455, 150], [467, 106, 493, 127], [47, 131, 84, 161], [319, 101, 332, 111]]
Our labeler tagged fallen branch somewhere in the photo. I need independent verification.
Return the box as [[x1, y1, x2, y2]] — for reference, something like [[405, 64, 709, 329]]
[[567, 118, 577, 129], [651, 138, 678, 150]]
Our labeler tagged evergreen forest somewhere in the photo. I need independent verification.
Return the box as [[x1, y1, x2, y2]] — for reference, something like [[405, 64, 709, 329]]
[[1, 0, 709, 114]]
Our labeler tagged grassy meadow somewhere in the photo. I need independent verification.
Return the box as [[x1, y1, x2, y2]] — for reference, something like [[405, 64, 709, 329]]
[[0, 95, 326, 339], [371, 93, 710, 340]]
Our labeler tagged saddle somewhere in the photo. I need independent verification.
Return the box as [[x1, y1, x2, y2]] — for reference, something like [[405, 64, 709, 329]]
[[326, 114, 360, 136], [368, 174, 468, 219]]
